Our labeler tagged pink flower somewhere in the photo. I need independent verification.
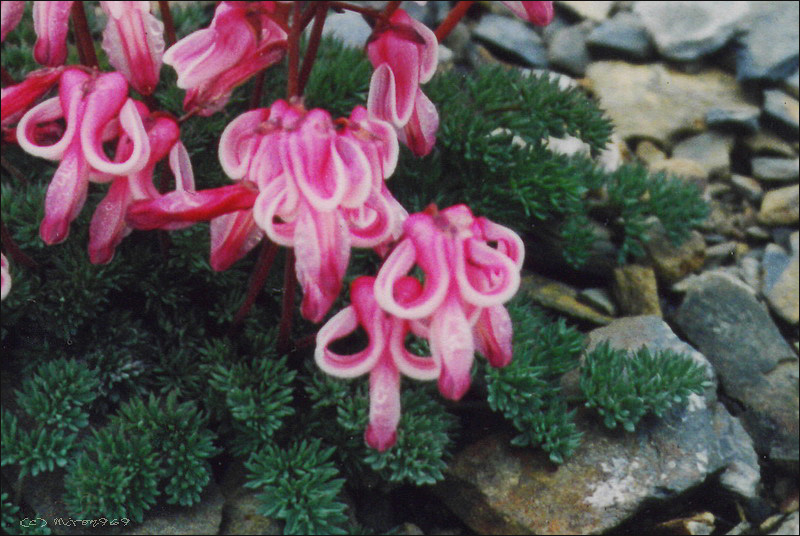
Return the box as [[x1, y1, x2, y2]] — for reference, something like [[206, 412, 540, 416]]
[[315, 276, 439, 451], [501, 1, 554, 26], [1, 253, 10, 301], [33, 1, 74, 66], [374, 204, 524, 400], [100, 1, 165, 96], [17, 68, 151, 244], [163, 1, 287, 116], [367, 8, 439, 156], [1, 67, 64, 141], [1, 0, 25, 42], [89, 111, 180, 264]]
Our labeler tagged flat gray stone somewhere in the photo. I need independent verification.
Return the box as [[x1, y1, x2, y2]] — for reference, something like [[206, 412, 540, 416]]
[[762, 90, 800, 136], [785, 69, 800, 99], [735, 1, 800, 82], [586, 12, 654, 61], [473, 14, 549, 67], [674, 271, 799, 468], [672, 132, 734, 179], [762, 243, 799, 325], [436, 316, 760, 534], [759, 184, 799, 226], [547, 23, 591, 76], [752, 157, 800, 183], [706, 105, 761, 134], [320, 11, 372, 49], [730, 174, 764, 203], [586, 62, 752, 147], [634, 1, 750, 62], [558, 1, 615, 22]]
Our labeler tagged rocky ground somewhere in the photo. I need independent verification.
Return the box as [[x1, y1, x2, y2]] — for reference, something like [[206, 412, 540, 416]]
[[320, 1, 799, 535], [18, 2, 798, 535]]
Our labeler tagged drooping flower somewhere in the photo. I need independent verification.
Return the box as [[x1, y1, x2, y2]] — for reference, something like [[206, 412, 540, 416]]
[[1, 0, 25, 42], [88, 111, 181, 264], [1, 253, 10, 301], [374, 204, 524, 400], [1, 67, 63, 142], [366, 8, 439, 156], [17, 68, 151, 244], [501, 1, 555, 25], [163, 1, 288, 116], [128, 99, 403, 322], [100, 1, 165, 95], [315, 276, 439, 451], [32, 1, 74, 66]]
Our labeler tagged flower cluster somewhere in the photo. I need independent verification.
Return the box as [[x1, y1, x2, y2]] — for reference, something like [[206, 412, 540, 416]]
[[2, 1, 553, 450], [316, 204, 523, 450]]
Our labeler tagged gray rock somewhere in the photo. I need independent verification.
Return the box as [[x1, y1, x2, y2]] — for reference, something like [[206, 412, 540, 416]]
[[320, 11, 372, 49], [785, 69, 800, 99], [520, 273, 615, 325], [759, 184, 799, 226], [731, 174, 764, 203], [706, 105, 761, 134], [122, 482, 225, 535], [436, 316, 760, 534], [674, 271, 799, 468], [735, 1, 800, 82], [578, 287, 618, 316], [645, 226, 706, 284], [473, 14, 549, 67], [558, 1, 615, 22], [762, 243, 799, 325], [547, 23, 591, 76], [219, 489, 283, 535], [752, 157, 800, 182], [769, 511, 799, 536], [746, 225, 772, 241], [586, 62, 752, 147], [634, 1, 749, 62], [737, 254, 762, 293], [762, 90, 800, 136], [586, 12, 654, 61], [705, 241, 739, 267], [672, 132, 734, 180]]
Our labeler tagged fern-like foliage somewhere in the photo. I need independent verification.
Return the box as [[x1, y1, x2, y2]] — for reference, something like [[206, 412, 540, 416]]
[[0, 409, 74, 478], [108, 391, 221, 506], [64, 423, 160, 523], [208, 351, 296, 456], [303, 37, 373, 118], [485, 299, 584, 464], [580, 342, 711, 432], [0, 492, 51, 535], [244, 439, 348, 535]]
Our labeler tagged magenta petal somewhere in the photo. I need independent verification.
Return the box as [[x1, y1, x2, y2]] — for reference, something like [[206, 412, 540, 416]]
[[335, 135, 372, 209], [219, 109, 270, 180], [455, 238, 520, 307], [100, 1, 165, 95], [501, 1, 554, 26], [33, 1, 74, 66], [40, 141, 89, 244], [89, 176, 132, 264], [430, 293, 475, 401], [294, 206, 351, 323], [473, 305, 513, 368], [126, 183, 258, 229], [209, 210, 263, 271], [0, 253, 10, 300], [367, 63, 401, 127], [365, 355, 401, 452], [252, 175, 297, 246], [473, 217, 525, 269], [397, 89, 438, 157], [389, 317, 439, 381], [1, 1, 25, 42], [1, 68, 63, 124]]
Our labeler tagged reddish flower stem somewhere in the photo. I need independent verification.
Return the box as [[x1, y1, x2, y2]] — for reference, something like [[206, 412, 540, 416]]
[[1, 220, 38, 270], [380, 0, 404, 23], [158, 0, 177, 47], [249, 71, 266, 109], [1, 66, 15, 87], [71, 2, 99, 68], [286, 3, 302, 98], [228, 240, 279, 335], [277, 248, 296, 354], [434, 1, 475, 42], [297, 2, 329, 96]]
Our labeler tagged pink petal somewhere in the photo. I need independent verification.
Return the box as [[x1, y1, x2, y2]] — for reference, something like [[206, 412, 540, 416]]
[[473, 305, 513, 368], [252, 175, 297, 246], [100, 1, 165, 95], [473, 217, 525, 269], [334, 135, 372, 208], [454, 238, 521, 307], [0, 253, 10, 300], [501, 1, 554, 26], [389, 319, 439, 381], [40, 141, 89, 244], [33, 1, 74, 66], [344, 187, 400, 248], [126, 182, 258, 229], [430, 293, 475, 401], [346, 106, 398, 183], [294, 205, 350, 322], [163, 3, 255, 90], [1, 68, 63, 124], [209, 210, 263, 271], [397, 88, 438, 157], [89, 175, 132, 264], [219, 108, 270, 180], [1, 1, 25, 42], [365, 354, 401, 452]]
